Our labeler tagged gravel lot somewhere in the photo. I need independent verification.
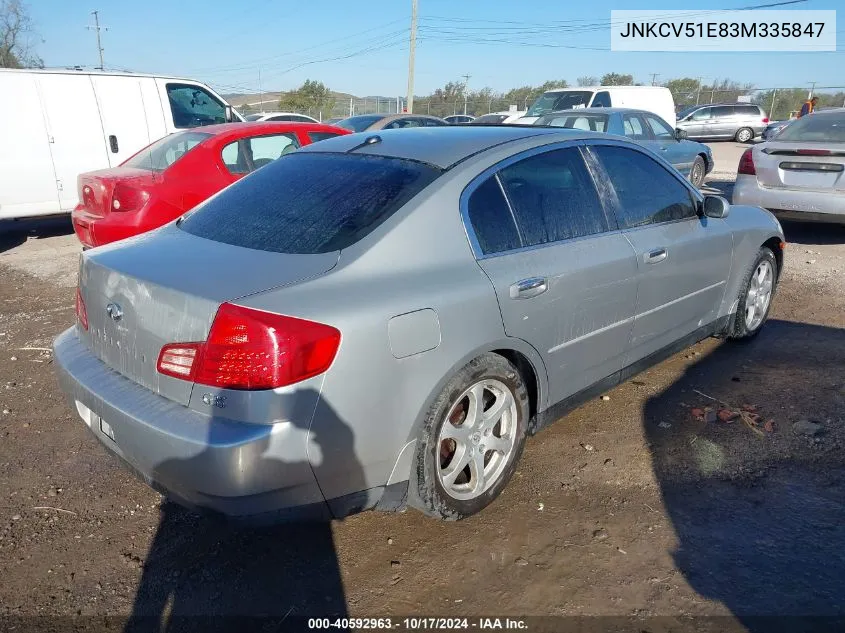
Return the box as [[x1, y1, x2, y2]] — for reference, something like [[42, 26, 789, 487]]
[[1, 143, 844, 630]]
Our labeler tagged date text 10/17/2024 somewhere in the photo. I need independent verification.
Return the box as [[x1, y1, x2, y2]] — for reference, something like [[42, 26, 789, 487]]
[[307, 618, 528, 630]]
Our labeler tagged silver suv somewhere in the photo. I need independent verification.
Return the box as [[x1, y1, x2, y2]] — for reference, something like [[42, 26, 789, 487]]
[[676, 104, 769, 142]]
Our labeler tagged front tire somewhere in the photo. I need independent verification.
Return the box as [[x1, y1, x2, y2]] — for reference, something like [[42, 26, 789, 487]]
[[735, 127, 754, 143], [727, 247, 777, 340], [689, 156, 706, 188], [411, 353, 529, 520]]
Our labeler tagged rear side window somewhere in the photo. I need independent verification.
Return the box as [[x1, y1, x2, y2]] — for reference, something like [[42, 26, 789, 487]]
[[712, 106, 736, 118], [466, 177, 521, 255], [179, 153, 441, 254], [220, 133, 299, 175], [622, 115, 650, 141], [123, 131, 211, 171], [498, 147, 609, 246], [736, 105, 762, 116], [592, 145, 697, 228]]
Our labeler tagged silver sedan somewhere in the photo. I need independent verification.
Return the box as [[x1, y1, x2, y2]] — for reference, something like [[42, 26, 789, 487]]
[[734, 108, 845, 224], [54, 126, 784, 522]]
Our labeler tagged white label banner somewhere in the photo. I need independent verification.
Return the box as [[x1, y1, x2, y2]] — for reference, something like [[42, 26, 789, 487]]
[[611, 10, 836, 52]]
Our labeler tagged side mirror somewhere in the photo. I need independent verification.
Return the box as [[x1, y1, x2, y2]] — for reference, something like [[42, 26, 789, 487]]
[[674, 128, 688, 140], [703, 195, 730, 219]]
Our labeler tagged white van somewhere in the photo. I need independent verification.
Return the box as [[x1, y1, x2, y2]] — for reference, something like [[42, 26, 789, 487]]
[[517, 86, 676, 129], [0, 68, 241, 220]]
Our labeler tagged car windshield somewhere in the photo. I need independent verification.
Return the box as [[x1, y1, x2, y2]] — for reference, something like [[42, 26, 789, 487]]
[[178, 153, 442, 254], [526, 91, 593, 117], [677, 106, 698, 120], [122, 131, 212, 171], [336, 114, 387, 132], [244, 114, 263, 121], [775, 112, 845, 143], [537, 112, 609, 132]]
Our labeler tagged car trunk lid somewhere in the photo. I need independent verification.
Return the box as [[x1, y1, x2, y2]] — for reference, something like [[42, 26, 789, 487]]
[[77, 225, 339, 406], [78, 168, 159, 218], [756, 142, 845, 192]]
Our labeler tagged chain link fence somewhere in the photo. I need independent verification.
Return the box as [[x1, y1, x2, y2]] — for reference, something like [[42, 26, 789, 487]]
[[241, 88, 845, 124]]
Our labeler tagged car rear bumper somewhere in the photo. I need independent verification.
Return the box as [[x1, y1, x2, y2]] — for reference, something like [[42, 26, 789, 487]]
[[732, 176, 845, 224], [53, 327, 332, 521], [71, 206, 160, 248]]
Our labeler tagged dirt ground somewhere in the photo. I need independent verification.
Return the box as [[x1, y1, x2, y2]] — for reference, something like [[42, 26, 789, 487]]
[[1, 156, 845, 632]]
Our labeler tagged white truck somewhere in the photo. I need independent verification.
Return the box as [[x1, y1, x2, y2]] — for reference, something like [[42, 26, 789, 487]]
[[517, 86, 677, 129], [0, 68, 241, 221]]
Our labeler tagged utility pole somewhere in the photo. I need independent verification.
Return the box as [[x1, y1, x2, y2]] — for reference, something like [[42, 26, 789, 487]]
[[649, 73, 660, 86], [808, 81, 816, 98], [258, 68, 263, 112], [695, 76, 703, 105], [86, 10, 108, 70], [461, 73, 471, 115], [406, 0, 418, 114], [769, 88, 777, 120]]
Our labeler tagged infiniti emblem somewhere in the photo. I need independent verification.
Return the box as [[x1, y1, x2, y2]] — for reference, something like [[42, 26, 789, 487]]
[[106, 302, 123, 322]]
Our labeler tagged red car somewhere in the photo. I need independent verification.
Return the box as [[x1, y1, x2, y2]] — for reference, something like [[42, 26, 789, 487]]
[[72, 122, 350, 248]]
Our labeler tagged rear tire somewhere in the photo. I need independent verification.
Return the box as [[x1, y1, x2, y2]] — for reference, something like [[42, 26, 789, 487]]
[[411, 353, 529, 520], [735, 127, 754, 143], [689, 156, 706, 188], [727, 247, 777, 340]]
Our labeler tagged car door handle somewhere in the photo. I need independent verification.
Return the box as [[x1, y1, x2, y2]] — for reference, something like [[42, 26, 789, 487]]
[[645, 248, 668, 264], [510, 277, 547, 299]]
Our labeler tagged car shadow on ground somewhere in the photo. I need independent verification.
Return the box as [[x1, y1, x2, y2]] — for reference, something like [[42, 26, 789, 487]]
[[642, 318, 845, 631], [779, 221, 845, 246], [0, 217, 74, 255], [123, 391, 364, 633]]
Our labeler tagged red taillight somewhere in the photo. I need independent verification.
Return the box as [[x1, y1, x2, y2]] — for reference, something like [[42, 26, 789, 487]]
[[75, 288, 89, 331], [738, 148, 756, 176], [111, 183, 150, 213], [762, 117, 769, 124], [156, 303, 341, 390]]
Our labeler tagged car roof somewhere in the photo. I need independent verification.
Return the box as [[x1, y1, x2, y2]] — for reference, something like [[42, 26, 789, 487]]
[[297, 125, 604, 169], [256, 112, 316, 118], [185, 121, 345, 139], [542, 86, 668, 93], [539, 107, 635, 116]]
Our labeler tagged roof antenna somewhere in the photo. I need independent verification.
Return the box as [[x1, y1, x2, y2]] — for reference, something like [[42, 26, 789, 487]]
[[346, 135, 382, 153]]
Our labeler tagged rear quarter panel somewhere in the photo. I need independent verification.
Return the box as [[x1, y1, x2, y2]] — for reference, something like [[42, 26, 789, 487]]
[[718, 205, 784, 318], [237, 147, 553, 502]]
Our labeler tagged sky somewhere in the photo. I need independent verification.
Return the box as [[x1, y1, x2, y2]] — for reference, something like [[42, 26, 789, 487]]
[[29, 0, 843, 98]]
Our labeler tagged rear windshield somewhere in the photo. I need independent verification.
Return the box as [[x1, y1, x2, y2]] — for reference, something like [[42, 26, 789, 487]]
[[537, 112, 608, 132], [123, 131, 211, 171], [178, 153, 441, 254], [336, 115, 387, 132], [775, 112, 845, 143], [526, 91, 593, 117], [472, 114, 509, 124]]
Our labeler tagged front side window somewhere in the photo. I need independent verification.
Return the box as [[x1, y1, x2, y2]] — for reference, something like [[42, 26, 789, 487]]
[[591, 91, 611, 107], [385, 118, 422, 129], [690, 108, 712, 121], [591, 145, 697, 228], [179, 153, 441, 254], [466, 177, 521, 255], [622, 115, 650, 141], [220, 133, 300, 175], [123, 131, 211, 171], [166, 84, 227, 128], [497, 147, 609, 247], [645, 115, 675, 140]]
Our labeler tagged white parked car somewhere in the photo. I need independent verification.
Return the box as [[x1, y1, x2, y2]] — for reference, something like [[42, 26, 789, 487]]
[[470, 111, 527, 125], [244, 112, 320, 123], [517, 86, 676, 128], [0, 69, 241, 221]]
